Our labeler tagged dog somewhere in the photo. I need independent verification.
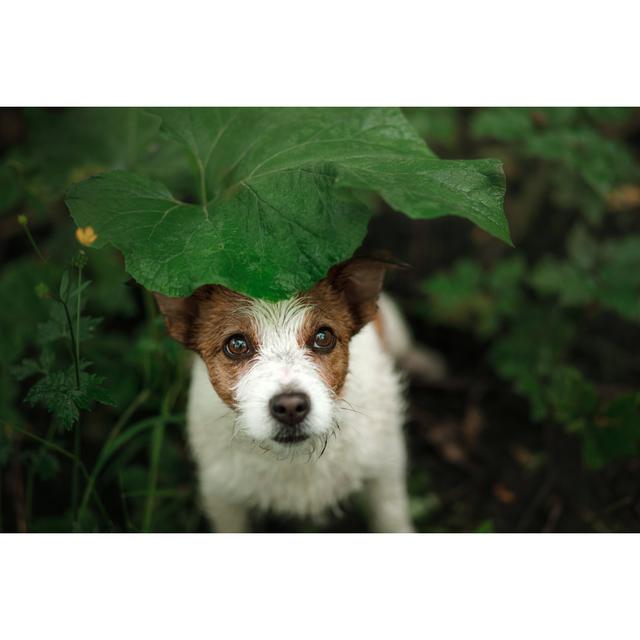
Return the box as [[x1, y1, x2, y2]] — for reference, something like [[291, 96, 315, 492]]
[[154, 257, 443, 532]]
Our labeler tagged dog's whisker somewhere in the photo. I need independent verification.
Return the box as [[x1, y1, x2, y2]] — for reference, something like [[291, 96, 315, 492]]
[[211, 410, 233, 422], [338, 397, 367, 413], [338, 406, 366, 417], [306, 440, 315, 463], [336, 398, 370, 418], [318, 434, 329, 458]]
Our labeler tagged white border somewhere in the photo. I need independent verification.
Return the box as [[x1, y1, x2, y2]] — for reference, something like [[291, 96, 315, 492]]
[[2, 0, 639, 105], [2, 3, 639, 636], [1, 534, 638, 639]]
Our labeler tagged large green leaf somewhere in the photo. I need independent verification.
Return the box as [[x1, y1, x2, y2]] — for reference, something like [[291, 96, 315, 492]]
[[66, 108, 509, 300], [67, 166, 372, 299]]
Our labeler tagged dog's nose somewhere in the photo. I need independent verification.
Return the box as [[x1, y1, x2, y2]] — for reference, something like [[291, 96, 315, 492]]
[[270, 392, 310, 425]]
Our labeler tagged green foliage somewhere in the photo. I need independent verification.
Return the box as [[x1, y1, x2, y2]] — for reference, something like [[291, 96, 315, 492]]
[[24, 369, 113, 431], [548, 369, 640, 469], [423, 229, 640, 470], [489, 309, 575, 421], [16, 263, 114, 430], [471, 107, 640, 224], [422, 256, 525, 337], [475, 520, 495, 533], [401, 107, 460, 148], [7, 108, 187, 203], [530, 227, 640, 320], [547, 367, 598, 432], [66, 107, 509, 299], [414, 108, 640, 474], [583, 394, 640, 469]]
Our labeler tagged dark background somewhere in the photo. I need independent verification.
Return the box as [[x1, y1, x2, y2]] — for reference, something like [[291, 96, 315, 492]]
[[1, 107, 639, 532]]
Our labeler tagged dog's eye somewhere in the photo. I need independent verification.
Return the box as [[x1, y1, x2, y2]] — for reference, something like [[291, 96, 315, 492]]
[[311, 327, 336, 352], [223, 334, 253, 359]]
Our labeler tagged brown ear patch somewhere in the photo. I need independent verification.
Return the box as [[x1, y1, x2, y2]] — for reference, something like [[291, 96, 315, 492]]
[[154, 285, 251, 351], [324, 256, 403, 333], [153, 291, 201, 349], [299, 256, 402, 395], [154, 285, 255, 408]]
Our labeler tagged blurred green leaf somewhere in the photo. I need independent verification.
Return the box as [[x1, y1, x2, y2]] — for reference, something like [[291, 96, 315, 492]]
[[402, 107, 460, 148], [475, 519, 495, 533], [7, 108, 189, 204], [489, 309, 574, 420], [530, 228, 640, 321], [472, 107, 535, 142], [548, 367, 598, 431], [526, 129, 638, 198], [470, 107, 640, 225], [423, 257, 526, 336], [583, 393, 640, 469]]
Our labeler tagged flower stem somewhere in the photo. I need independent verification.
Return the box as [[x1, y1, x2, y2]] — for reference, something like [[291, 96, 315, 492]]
[[71, 262, 84, 526], [71, 424, 80, 526], [19, 218, 46, 263], [60, 299, 81, 390], [75, 264, 83, 384]]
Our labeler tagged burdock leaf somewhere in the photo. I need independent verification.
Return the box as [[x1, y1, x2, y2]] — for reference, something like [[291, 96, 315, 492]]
[[67, 165, 372, 299], [67, 108, 509, 300]]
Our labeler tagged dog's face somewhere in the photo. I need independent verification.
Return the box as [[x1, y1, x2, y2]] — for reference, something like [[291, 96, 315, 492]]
[[155, 258, 392, 452]]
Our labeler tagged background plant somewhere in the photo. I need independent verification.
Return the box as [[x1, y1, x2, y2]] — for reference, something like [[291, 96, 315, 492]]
[[416, 108, 640, 471]]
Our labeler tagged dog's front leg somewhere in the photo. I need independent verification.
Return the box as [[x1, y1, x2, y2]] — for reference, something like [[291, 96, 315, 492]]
[[202, 493, 250, 533], [365, 469, 414, 533]]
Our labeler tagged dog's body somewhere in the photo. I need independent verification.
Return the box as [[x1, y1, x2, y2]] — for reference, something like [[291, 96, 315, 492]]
[[155, 259, 441, 532], [188, 294, 412, 532]]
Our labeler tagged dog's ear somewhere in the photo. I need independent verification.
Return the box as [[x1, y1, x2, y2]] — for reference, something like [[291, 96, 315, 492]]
[[153, 290, 201, 349], [327, 256, 408, 330]]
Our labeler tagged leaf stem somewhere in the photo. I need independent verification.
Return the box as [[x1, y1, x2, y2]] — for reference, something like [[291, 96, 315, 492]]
[[76, 388, 151, 521], [25, 421, 57, 525], [142, 416, 165, 533], [9, 424, 112, 527], [75, 264, 83, 384], [59, 299, 81, 390], [19, 217, 47, 263], [197, 158, 208, 216], [142, 290, 156, 386], [142, 384, 181, 532], [70, 262, 84, 526], [71, 421, 80, 525]]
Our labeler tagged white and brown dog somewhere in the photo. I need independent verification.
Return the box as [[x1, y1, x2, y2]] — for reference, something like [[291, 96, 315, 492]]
[[155, 257, 442, 532]]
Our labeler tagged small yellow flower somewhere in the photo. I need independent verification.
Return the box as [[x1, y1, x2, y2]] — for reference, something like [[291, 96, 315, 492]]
[[76, 226, 98, 247]]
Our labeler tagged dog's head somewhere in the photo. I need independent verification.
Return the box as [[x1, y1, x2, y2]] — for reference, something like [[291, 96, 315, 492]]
[[154, 258, 396, 451]]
